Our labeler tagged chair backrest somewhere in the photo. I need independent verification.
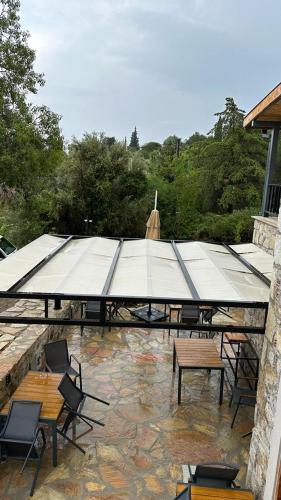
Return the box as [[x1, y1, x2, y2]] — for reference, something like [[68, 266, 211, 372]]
[[58, 373, 84, 411], [44, 339, 69, 371], [1, 400, 42, 442], [181, 305, 200, 323], [194, 463, 239, 485]]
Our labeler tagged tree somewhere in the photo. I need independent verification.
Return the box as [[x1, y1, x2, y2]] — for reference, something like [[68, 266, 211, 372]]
[[129, 126, 140, 150], [51, 134, 148, 237], [0, 0, 63, 245], [0, 0, 44, 108], [209, 97, 245, 139], [141, 141, 161, 158], [185, 132, 207, 146]]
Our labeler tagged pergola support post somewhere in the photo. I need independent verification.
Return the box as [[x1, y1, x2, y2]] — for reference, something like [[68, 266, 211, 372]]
[[54, 298, 61, 310], [261, 127, 279, 216]]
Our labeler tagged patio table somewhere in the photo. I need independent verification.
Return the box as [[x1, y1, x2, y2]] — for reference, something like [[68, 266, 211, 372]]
[[0, 371, 65, 467], [173, 339, 225, 405], [190, 484, 254, 499]]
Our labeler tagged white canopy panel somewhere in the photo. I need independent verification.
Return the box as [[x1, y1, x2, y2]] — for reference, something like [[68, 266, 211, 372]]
[[0, 234, 64, 291], [230, 243, 273, 280], [109, 239, 192, 298], [19, 237, 119, 294], [176, 241, 270, 302]]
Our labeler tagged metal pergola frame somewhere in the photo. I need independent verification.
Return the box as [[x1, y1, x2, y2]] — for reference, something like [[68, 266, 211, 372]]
[[0, 235, 269, 335]]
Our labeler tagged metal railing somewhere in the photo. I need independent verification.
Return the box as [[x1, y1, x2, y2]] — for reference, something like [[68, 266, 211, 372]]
[[265, 184, 281, 215]]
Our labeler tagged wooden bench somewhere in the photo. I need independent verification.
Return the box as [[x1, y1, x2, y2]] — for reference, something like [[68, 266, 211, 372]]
[[173, 339, 225, 405]]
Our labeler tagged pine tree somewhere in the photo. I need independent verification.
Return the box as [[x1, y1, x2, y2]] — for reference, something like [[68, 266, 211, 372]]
[[209, 98, 245, 139], [129, 127, 140, 150]]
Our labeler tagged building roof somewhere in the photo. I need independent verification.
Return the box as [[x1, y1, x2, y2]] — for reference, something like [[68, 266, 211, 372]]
[[243, 82, 281, 128], [0, 234, 272, 305]]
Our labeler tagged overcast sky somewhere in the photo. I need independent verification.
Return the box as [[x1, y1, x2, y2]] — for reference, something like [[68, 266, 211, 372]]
[[20, 0, 281, 145]]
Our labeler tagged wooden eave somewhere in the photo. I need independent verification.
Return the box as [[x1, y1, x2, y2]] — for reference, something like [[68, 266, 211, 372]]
[[243, 82, 281, 128]]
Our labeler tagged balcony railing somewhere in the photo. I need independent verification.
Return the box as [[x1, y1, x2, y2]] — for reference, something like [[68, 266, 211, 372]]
[[265, 183, 281, 216]]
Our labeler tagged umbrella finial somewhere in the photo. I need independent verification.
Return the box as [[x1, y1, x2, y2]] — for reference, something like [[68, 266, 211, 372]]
[[154, 190, 158, 211]]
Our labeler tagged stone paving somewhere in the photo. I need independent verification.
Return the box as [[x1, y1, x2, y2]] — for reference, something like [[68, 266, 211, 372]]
[[0, 324, 254, 500]]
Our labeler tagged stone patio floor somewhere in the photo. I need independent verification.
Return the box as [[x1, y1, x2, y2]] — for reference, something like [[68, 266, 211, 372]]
[[0, 325, 254, 499]]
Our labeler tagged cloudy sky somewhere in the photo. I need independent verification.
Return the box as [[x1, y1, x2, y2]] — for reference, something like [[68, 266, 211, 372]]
[[20, 0, 280, 144]]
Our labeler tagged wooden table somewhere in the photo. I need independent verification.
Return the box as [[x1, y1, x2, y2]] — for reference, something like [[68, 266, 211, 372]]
[[0, 371, 65, 466], [190, 485, 254, 499], [173, 339, 225, 405]]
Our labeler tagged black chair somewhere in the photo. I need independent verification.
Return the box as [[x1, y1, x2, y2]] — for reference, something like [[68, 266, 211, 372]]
[[81, 301, 104, 336], [188, 462, 239, 488], [201, 308, 218, 338], [57, 373, 109, 454], [0, 400, 46, 497], [44, 339, 82, 390], [179, 305, 200, 338], [230, 386, 257, 429]]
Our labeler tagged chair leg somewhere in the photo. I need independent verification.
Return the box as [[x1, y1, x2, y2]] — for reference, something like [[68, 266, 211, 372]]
[[231, 403, 240, 428], [20, 444, 35, 473], [30, 443, 46, 497], [57, 428, 86, 454]]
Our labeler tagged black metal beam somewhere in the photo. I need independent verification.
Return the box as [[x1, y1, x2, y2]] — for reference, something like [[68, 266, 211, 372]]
[[0, 290, 268, 309], [251, 120, 281, 129], [102, 239, 123, 295], [223, 244, 271, 287], [0, 314, 266, 334], [261, 127, 280, 216], [171, 241, 200, 299], [8, 236, 73, 292]]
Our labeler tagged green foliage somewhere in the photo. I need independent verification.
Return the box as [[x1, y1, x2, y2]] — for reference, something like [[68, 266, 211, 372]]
[[129, 126, 140, 150], [51, 133, 148, 237], [141, 141, 161, 158], [0, 0, 63, 245], [185, 132, 207, 146], [0, 0, 44, 108], [194, 209, 256, 243]]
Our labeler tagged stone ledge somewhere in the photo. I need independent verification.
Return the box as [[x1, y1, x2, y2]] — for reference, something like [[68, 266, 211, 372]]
[[252, 216, 278, 228]]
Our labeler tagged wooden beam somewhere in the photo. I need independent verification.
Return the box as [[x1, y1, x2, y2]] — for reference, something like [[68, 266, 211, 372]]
[[244, 82, 281, 128]]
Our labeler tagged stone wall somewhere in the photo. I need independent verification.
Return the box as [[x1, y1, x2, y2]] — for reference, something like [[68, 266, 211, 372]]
[[252, 216, 278, 255], [0, 299, 72, 404], [244, 307, 267, 359], [247, 220, 281, 498]]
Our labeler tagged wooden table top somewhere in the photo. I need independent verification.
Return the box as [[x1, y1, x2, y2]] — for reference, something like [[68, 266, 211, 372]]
[[191, 485, 254, 499], [174, 339, 224, 369], [0, 371, 64, 422]]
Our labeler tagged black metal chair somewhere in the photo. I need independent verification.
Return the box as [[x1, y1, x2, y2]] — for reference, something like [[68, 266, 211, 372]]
[[57, 373, 109, 454], [230, 386, 257, 429], [0, 400, 46, 497], [188, 462, 239, 488], [178, 305, 200, 338], [44, 339, 82, 390]]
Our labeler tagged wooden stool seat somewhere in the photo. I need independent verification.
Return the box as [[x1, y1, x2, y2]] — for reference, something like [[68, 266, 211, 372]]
[[225, 333, 248, 344]]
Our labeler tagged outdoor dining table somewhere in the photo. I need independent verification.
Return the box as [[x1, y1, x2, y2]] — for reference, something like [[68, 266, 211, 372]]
[[173, 338, 225, 405], [0, 371, 65, 467]]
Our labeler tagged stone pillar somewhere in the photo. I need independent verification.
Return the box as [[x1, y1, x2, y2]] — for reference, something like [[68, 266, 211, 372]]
[[247, 214, 281, 498]]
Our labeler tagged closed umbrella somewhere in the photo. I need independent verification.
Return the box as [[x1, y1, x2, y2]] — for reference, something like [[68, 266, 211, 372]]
[[145, 191, 160, 240]]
